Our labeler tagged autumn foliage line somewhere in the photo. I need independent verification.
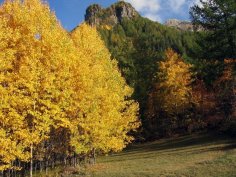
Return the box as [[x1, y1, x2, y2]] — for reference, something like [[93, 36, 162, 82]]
[[145, 49, 236, 138], [146, 49, 195, 137], [94, 0, 236, 142], [0, 0, 140, 175]]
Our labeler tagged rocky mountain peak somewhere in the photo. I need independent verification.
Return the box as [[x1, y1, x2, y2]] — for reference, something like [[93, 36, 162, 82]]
[[85, 1, 139, 27], [164, 19, 194, 31]]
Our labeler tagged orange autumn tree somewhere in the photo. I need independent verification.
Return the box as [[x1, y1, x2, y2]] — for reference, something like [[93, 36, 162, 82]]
[[214, 59, 236, 120], [191, 59, 236, 131], [147, 49, 193, 135], [70, 23, 140, 161]]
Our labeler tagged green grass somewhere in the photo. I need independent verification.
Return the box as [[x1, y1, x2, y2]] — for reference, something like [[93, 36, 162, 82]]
[[35, 132, 236, 177]]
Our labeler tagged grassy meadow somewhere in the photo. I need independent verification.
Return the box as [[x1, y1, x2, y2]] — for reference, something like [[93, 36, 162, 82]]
[[34, 132, 236, 177]]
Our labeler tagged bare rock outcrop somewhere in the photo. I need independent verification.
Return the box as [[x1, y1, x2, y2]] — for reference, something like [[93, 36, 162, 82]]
[[164, 19, 194, 31], [85, 1, 139, 27]]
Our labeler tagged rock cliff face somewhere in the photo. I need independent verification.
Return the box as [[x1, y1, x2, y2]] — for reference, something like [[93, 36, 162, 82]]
[[85, 1, 139, 27], [164, 19, 194, 31]]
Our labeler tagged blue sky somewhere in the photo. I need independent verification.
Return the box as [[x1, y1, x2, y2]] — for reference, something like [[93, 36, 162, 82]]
[[47, 0, 117, 31], [0, 0, 201, 31]]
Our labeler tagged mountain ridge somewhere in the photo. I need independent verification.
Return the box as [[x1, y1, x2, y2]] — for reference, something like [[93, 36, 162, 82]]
[[84, 1, 195, 31], [85, 1, 139, 27], [164, 19, 194, 31]]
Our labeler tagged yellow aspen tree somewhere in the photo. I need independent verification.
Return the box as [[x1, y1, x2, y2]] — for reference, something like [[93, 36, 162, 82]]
[[0, 0, 76, 171], [147, 49, 193, 135], [155, 49, 192, 114], [70, 23, 140, 159]]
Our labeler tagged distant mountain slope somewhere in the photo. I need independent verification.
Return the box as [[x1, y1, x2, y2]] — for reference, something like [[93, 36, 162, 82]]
[[79, 1, 199, 117]]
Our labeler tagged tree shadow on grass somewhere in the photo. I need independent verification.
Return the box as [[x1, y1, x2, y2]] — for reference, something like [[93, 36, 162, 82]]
[[102, 132, 236, 163]]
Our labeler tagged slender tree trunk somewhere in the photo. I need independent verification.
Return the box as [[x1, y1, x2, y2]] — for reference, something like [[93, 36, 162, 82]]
[[39, 161, 42, 173], [73, 153, 76, 167], [34, 162, 37, 175], [45, 160, 48, 175], [30, 144, 33, 177], [64, 157, 67, 166], [14, 162, 16, 177], [20, 162, 25, 177], [11, 161, 13, 177], [92, 148, 96, 164]]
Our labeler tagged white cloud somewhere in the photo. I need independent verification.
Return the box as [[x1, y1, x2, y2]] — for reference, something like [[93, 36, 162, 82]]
[[192, 0, 207, 7], [125, 0, 160, 13], [125, 0, 161, 21], [144, 13, 162, 22], [193, 0, 201, 5], [124, 0, 205, 22], [168, 0, 187, 11]]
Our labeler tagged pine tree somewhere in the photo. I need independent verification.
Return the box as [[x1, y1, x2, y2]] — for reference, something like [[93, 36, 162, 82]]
[[190, 0, 236, 59]]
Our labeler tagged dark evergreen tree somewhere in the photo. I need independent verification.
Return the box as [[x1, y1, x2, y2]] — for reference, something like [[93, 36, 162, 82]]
[[190, 0, 236, 59]]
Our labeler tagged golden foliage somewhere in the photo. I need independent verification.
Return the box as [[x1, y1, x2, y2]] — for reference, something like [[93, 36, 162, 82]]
[[0, 0, 78, 170], [70, 23, 140, 154], [0, 0, 140, 171], [150, 49, 193, 115]]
